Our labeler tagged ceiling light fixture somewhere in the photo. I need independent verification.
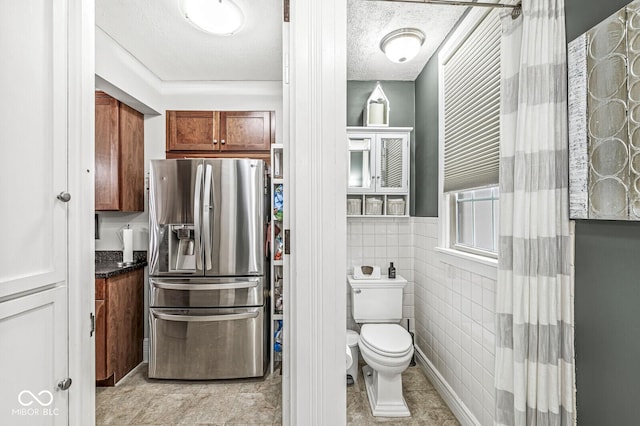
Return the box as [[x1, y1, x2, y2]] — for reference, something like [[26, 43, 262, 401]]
[[380, 28, 426, 63], [181, 0, 245, 36]]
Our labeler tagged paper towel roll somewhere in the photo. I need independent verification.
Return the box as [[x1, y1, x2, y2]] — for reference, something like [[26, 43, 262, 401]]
[[122, 228, 133, 263], [368, 103, 385, 125]]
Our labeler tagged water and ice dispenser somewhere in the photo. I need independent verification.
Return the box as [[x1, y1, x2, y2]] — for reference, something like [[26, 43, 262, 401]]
[[169, 224, 196, 272]]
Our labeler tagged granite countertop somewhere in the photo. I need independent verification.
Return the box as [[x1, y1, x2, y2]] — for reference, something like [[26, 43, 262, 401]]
[[95, 251, 148, 279]]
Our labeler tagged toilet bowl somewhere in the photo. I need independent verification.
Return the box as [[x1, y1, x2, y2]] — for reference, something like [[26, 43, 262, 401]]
[[359, 323, 413, 417], [349, 274, 413, 417]]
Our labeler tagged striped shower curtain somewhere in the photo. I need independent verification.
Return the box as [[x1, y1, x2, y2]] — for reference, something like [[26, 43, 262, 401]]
[[495, 1, 575, 425]]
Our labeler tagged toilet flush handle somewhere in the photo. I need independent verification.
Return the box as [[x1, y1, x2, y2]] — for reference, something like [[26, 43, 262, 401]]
[[353, 289, 361, 294]]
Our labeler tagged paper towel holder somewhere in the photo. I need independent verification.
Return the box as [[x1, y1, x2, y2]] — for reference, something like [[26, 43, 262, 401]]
[[364, 82, 390, 127]]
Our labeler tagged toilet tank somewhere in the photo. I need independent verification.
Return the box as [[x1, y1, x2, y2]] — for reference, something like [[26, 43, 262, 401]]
[[348, 275, 407, 323]]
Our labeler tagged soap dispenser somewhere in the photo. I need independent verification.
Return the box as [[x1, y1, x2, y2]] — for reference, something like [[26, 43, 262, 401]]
[[388, 262, 396, 279]]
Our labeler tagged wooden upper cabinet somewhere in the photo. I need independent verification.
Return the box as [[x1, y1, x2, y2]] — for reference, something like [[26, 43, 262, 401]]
[[166, 111, 220, 151], [95, 93, 119, 210], [220, 111, 272, 151], [95, 91, 144, 212], [166, 110, 274, 154]]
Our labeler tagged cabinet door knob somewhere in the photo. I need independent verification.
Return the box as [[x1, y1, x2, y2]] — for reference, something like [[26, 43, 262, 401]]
[[57, 192, 71, 202], [213, 139, 218, 144], [221, 139, 226, 145]]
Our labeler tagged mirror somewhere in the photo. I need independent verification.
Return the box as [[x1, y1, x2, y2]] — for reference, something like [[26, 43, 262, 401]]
[[348, 136, 373, 190]]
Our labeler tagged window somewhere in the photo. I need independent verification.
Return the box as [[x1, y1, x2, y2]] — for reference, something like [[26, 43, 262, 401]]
[[438, 8, 501, 258], [454, 187, 499, 256]]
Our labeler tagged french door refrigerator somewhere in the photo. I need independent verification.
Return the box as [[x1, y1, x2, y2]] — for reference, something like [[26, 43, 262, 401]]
[[148, 158, 269, 379]]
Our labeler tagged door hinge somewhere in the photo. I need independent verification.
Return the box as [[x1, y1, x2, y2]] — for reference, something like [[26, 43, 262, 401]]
[[90, 313, 95, 337], [284, 229, 291, 255], [284, 0, 290, 22]]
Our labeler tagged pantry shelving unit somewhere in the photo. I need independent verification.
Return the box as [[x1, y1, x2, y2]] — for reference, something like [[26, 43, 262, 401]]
[[270, 143, 285, 374], [347, 127, 412, 218]]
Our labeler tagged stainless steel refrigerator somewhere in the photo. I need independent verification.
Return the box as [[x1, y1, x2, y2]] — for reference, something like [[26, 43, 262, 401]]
[[148, 158, 269, 380]]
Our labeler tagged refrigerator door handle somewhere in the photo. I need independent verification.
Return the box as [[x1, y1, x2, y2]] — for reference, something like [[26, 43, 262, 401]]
[[152, 281, 260, 291], [194, 164, 204, 271], [153, 310, 260, 322], [203, 164, 213, 271]]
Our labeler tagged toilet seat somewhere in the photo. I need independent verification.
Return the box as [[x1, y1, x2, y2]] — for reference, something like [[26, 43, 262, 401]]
[[359, 324, 413, 358]]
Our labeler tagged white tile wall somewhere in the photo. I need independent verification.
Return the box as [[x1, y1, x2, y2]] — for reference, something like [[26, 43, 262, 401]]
[[413, 217, 497, 426], [346, 218, 414, 331]]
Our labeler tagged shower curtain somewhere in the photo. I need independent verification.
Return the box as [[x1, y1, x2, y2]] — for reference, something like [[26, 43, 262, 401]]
[[495, 1, 575, 425]]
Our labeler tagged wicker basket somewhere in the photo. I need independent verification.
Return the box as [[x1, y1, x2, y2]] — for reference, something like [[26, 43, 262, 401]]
[[386, 199, 406, 215], [365, 197, 383, 215], [347, 199, 362, 215]]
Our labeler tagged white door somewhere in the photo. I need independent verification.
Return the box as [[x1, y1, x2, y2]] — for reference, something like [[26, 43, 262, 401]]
[[0, 0, 70, 424]]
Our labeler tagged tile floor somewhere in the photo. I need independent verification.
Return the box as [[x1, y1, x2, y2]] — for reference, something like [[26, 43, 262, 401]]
[[96, 363, 282, 425], [96, 363, 458, 425], [347, 363, 460, 425]]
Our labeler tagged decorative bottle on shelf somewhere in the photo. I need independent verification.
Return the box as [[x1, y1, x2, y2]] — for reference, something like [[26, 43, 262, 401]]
[[388, 262, 396, 279]]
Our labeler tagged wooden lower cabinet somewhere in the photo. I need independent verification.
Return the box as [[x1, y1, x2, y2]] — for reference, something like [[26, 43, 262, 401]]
[[95, 299, 107, 380], [95, 269, 144, 386]]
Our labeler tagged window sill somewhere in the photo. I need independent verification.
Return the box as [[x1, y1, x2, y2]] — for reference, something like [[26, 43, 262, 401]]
[[434, 246, 498, 279]]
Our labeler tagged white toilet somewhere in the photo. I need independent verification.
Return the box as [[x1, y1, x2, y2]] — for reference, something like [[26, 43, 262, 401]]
[[349, 274, 414, 417]]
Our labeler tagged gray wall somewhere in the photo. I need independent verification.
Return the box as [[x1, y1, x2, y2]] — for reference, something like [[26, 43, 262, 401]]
[[566, 1, 640, 425], [412, 13, 468, 217], [347, 81, 416, 214], [413, 56, 439, 217]]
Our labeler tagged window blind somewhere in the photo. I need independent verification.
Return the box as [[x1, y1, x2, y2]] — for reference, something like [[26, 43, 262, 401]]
[[443, 10, 501, 193]]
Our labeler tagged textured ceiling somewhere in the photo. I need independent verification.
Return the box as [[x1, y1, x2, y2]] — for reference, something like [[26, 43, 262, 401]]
[[96, 0, 464, 82], [95, 0, 283, 81], [347, 0, 466, 81]]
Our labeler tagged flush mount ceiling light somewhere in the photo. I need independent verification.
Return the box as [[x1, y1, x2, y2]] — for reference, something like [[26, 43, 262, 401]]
[[380, 28, 426, 63], [181, 0, 244, 36]]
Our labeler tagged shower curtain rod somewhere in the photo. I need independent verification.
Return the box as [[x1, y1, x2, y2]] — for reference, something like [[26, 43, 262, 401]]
[[370, 0, 522, 19]]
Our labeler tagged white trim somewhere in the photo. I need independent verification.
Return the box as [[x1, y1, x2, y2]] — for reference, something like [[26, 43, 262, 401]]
[[287, 0, 347, 423], [414, 347, 480, 426], [67, 0, 95, 424], [435, 247, 498, 280], [281, 20, 291, 426], [346, 126, 414, 133]]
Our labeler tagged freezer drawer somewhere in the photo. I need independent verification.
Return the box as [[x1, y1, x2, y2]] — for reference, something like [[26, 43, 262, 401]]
[[149, 277, 265, 308], [148, 306, 268, 380]]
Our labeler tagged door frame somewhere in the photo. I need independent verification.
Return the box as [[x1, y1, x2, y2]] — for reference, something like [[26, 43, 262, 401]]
[[67, 0, 350, 423], [67, 0, 95, 424], [287, 0, 348, 424]]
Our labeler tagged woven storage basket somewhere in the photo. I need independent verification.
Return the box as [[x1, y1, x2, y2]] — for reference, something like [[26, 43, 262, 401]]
[[386, 199, 405, 215], [365, 197, 383, 215], [347, 199, 362, 215]]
